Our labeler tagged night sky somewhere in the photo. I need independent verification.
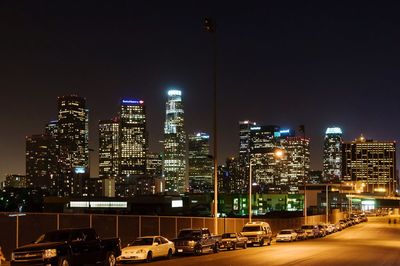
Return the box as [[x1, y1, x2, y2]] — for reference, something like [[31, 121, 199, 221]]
[[2, 1, 400, 179]]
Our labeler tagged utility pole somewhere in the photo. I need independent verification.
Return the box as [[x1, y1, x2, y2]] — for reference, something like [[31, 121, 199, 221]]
[[204, 17, 218, 234]]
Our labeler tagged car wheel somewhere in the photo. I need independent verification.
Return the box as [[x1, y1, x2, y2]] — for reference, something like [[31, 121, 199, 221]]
[[267, 238, 271, 246], [243, 242, 247, 249], [213, 243, 219, 253], [58, 257, 70, 266], [259, 239, 264, 247], [167, 249, 173, 260], [232, 243, 236, 250], [104, 252, 116, 266], [194, 245, 202, 256], [146, 251, 153, 263]]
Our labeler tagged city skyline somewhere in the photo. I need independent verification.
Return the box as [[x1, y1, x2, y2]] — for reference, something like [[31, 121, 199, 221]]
[[2, 1, 400, 179]]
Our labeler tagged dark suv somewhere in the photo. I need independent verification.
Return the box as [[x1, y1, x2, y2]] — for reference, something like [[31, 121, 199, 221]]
[[11, 228, 121, 266]]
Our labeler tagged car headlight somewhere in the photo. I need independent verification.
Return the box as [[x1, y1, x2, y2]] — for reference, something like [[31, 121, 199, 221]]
[[43, 249, 57, 259], [136, 249, 147, 254]]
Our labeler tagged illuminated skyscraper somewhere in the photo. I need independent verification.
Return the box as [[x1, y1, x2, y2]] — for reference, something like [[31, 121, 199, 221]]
[[57, 95, 89, 196], [323, 127, 343, 182], [188, 132, 213, 193], [282, 136, 310, 193], [342, 135, 396, 195], [25, 134, 58, 189], [163, 89, 187, 193], [249, 125, 281, 193], [99, 118, 120, 177], [118, 99, 147, 176], [238, 121, 257, 192]]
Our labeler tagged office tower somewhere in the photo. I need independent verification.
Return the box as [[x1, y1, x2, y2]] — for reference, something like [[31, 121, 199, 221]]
[[118, 99, 147, 176], [282, 136, 310, 193], [249, 125, 281, 193], [146, 152, 163, 178], [57, 95, 89, 196], [163, 89, 187, 193], [342, 135, 396, 195], [323, 127, 343, 183], [99, 118, 120, 177], [188, 132, 213, 193], [238, 121, 257, 192], [4, 174, 28, 188], [25, 134, 58, 189]]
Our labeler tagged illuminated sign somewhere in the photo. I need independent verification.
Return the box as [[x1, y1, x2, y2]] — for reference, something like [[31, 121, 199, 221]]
[[167, 89, 182, 96], [326, 127, 342, 134], [280, 129, 290, 134], [250, 126, 261, 130], [171, 200, 183, 208], [70, 201, 127, 208], [74, 167, 86, 174], [122, 99, 144, 105]]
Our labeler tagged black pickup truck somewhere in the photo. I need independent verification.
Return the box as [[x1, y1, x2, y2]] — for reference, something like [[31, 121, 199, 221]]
[[11, 228, 121, 266], [173, 228, 220, 255]]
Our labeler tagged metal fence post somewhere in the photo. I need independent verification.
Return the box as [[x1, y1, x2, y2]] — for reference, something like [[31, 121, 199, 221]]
[[16, 215, 19, 248], [116, 215, 119, 238], [139, 216, 142, 237], [57, 213, 60, 230], [175, 217, 178, 238], [90, 214, 93, 228], [158, 217, 161, 235]]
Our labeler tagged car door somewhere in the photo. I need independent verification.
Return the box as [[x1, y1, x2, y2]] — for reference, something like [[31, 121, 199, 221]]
[[82, 229, 102, 263], [70, 230, 88, 265], [153, 237, 163, 257]]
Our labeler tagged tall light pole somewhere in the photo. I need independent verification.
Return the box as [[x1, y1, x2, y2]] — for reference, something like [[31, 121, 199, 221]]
[[249, 161, 253, 222], [204, 17, 218, 234]]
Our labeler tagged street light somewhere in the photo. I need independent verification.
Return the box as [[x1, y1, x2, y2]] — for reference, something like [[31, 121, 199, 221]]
[[204, 17, 218, 234]]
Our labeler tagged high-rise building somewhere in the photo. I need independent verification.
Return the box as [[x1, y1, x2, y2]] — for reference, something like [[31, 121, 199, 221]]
[[342, 135, 396, 195], [323, 127, 343, 183], [4, 174, 28, 188], [118, 99, 147, 176], [99, 118, 120, 177], [249, 125, 281, 193], [163, 89, 187, 193], [238, 121, 257, 192], [146, 152, 163, 178], [57, 95, 89, 196], [282, 136, 310, 193], [25, 134, 58, 189], [188, 132, 213, 193]]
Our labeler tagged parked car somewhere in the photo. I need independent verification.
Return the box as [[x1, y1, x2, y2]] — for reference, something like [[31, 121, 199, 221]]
[[11, 228, 121, 266], [219, 233, 248, 250], [173, 228, 220, 255], [240, 221, 272, 247], [339, 219, 348, 228], [317, 224, 327, 237], [117, 236, 174, 263], [301, 225, 319, 238], [326, 224, 336, 234], [294, 229, 307, 240], [276, 229, 298, 242], [360, 214, 368, 222]]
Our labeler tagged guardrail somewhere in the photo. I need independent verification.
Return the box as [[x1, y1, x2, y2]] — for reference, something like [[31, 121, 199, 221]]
[[0, 212, 328, 260]]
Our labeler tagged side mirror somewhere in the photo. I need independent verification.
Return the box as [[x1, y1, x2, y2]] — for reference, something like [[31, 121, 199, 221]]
[[154, 242, 159, 246]]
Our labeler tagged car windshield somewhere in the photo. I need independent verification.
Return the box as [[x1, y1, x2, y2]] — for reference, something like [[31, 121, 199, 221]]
[[295, 229, 304, 233], [222, 233, 236, 238], [131, 238, 153, 246], [301, 225, 314, 229], [178, 230, 202, 238], [242, 226, 261, 232], [35, 231, 70, 243], [279, 230, 292, 234]]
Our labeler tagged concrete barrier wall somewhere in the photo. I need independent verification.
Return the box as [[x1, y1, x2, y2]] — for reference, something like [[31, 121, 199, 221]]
[[0, 212, 330, 260]]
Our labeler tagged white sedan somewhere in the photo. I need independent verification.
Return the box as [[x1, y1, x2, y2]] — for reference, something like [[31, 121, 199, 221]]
[[276, 229, 298, 242], [117, 236, 175, 263]]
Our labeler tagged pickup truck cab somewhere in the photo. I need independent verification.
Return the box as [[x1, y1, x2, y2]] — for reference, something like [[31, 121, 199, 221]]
[[240, 222, 272, 247], [173, 228, 220, 255], [220, 233, 248, 250], [11, 228, 121, 266]]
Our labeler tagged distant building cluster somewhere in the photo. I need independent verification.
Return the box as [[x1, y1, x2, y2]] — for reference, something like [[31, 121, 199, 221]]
[[2, 90, 395, 201]]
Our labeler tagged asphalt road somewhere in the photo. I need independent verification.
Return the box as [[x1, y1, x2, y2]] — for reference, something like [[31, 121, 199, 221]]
[[125, 216, 400, 266]]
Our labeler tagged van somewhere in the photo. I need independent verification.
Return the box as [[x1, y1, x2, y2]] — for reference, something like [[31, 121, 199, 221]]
[[240, 221, 272, 246]]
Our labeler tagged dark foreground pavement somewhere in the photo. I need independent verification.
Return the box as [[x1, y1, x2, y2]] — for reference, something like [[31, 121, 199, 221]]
[[124, 216, 400, 266]]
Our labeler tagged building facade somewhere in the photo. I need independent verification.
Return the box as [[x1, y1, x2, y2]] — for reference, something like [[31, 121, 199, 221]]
[[118, 99, 147, 176], [323, 127, 343, 183], [188, 132, 213, 193], [163, 89, 187, 193], [342, 135, 396, 195], [57, 95, 89, 196], [99, 119, 120, 178]]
